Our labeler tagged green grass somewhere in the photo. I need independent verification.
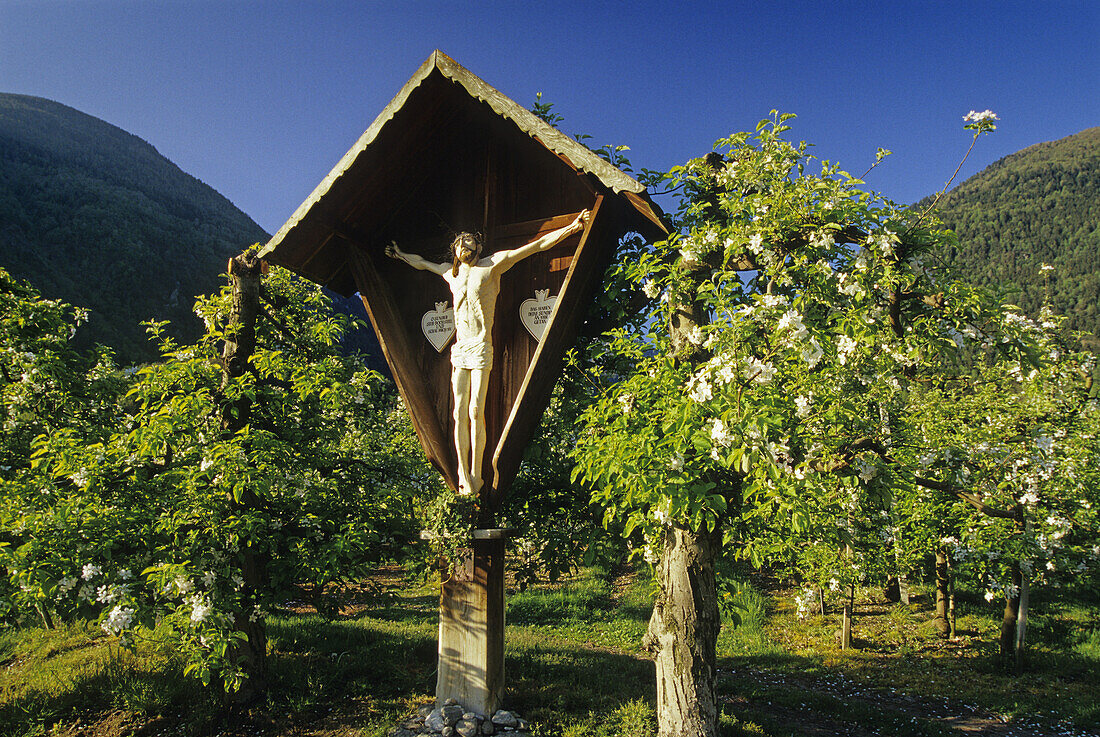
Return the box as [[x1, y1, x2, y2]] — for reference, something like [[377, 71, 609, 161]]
[[2, 569, 1098, 737]]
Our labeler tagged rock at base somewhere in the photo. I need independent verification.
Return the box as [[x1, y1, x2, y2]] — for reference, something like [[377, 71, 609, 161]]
[[490, 710, 519, 728]]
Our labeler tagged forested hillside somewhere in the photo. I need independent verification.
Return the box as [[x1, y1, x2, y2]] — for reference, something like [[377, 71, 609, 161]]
[[928, 127, 1100, 345], [0, 93, 268, 363]]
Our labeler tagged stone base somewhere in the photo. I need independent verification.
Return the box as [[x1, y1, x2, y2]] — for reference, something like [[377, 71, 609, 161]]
[[391, 700, 531, 737]]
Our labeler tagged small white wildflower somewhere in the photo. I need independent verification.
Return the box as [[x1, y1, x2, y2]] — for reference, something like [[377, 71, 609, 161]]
[[58, 576, 79, 594], [668, 452, 684, 471], [82, 563, 101, 580], [642, 279, 660, 299], [748, 233, 764, 254], [795, 395, 812, 418], [118, 568, 133, 580], [202, 570, 216, 588], [984, 590, 996, 603]]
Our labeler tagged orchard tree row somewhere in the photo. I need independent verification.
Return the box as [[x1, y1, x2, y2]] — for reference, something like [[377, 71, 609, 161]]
[[569, 112, 1099, 736]]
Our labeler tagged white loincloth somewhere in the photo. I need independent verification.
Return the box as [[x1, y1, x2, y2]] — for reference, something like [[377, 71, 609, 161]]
[[450, 336, 493, 370]]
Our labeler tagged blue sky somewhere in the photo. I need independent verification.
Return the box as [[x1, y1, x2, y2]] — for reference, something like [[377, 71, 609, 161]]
[[2, 0, 1097, 235]]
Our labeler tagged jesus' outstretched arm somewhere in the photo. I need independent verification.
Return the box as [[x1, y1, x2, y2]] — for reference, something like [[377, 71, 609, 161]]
[[489, 209, 590, 271], [385, 241, 450, 276]]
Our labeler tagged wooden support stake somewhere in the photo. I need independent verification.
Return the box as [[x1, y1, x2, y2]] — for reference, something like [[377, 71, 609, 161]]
[[436, 531, 507, 715]]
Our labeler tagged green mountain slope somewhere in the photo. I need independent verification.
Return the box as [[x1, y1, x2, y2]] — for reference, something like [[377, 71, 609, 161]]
[[928, 127, 1100, 345], [0, 93, 268, 363]]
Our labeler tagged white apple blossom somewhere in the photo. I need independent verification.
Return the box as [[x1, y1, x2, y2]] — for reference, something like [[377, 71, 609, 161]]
[[963, 109, 998, 123], [810, 230, 835, 249], [801, 339, 823, 367], [855, 457, 878, 483], [837, 335, 857, 364], [687, 375, 713, 403], [710, 418, 733, 448], [741, 356, 775, 384], [82, 563, 101, 580], [777, 310, 809, 342], [174, 575, 194, 594], [189, 595, 212, 623], [101, 606, 135, 636]]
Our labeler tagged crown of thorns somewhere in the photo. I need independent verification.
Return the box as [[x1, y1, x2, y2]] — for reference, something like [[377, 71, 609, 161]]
[[450, 231, 484, 255]]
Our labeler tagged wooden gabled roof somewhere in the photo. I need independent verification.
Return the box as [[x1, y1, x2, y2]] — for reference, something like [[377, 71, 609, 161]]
[[258, 49, 664, 294], [257, 51, 666, 506]]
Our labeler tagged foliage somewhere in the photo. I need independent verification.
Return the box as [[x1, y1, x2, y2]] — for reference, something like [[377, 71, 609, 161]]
[[573, 112, 1025, 569], [1, 264, 428, 689]]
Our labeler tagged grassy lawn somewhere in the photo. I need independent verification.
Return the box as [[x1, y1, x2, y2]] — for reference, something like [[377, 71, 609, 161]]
[[2, 567, 1097, 736]]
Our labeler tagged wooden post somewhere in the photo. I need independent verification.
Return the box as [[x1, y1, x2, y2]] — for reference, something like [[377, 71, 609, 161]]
[[436, 530, 507, 715]]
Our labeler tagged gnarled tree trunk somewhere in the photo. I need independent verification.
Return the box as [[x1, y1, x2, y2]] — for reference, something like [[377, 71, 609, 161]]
[[644, 523, 722, 737]]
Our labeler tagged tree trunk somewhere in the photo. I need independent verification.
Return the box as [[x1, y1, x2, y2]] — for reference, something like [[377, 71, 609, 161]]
[[1014, 576, 1029, 674], [999, 561, 1022, 660], [644, 523, 722, 737], [933, 548, 950, 637], [947, 554, 957, 638], [998, 507, 1028, 669], [221, 253, 268, 700], [841, 585, 853, 650], [818, 587, 826, 616]]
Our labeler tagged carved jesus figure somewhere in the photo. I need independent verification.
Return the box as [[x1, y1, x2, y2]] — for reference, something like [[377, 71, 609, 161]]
[[387, 210, 591, 496]]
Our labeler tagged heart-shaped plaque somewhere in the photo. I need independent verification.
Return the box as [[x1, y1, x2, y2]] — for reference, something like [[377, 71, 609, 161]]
[[421, 301, 455, 352], [519, 289, 557, 342]]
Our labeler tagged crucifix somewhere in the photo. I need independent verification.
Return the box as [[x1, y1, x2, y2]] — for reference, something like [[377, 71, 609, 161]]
[[386, 210, 590, 496]]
